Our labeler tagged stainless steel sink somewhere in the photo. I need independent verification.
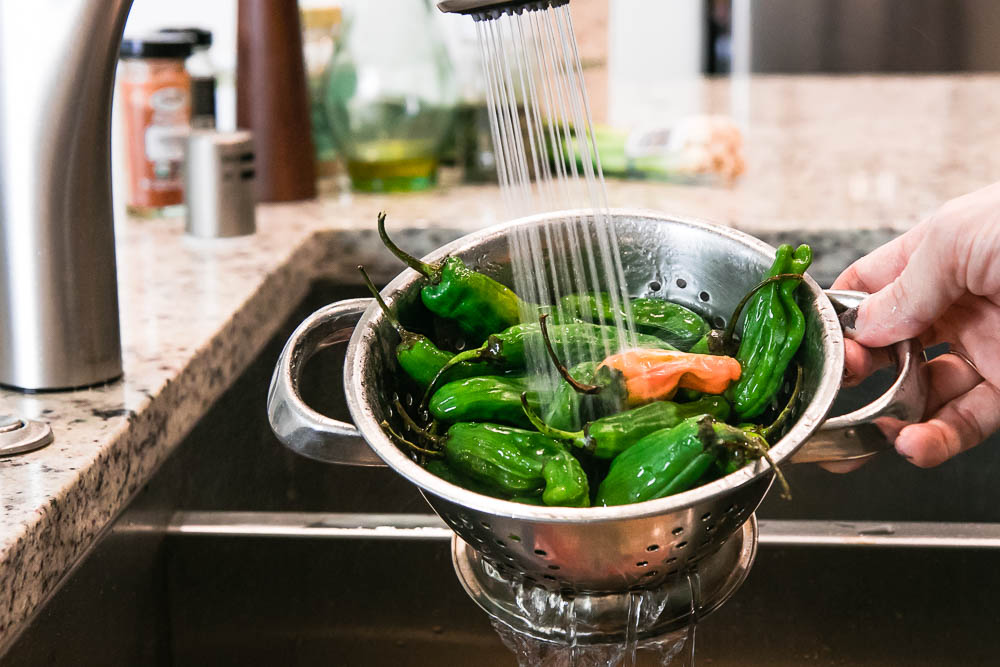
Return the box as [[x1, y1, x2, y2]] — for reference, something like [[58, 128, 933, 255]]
[[7, 274, 1000, 666]]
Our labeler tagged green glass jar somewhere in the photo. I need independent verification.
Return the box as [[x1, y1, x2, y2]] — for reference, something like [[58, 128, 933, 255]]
[[323, 0, 457, 192]]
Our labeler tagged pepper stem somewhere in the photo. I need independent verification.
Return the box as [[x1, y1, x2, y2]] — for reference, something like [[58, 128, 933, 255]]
[[737, 431, 792, 501], [755, 444, 792, 501], [762, 364, 803, 442], [538, 313, 603, 395], [381, 420, 444, 458], [720, 273, 805, 352], [377, 212, 439, 278], [392, 397, 442, 448], [715, 423, 792, 501], [419, 343, 491, 412], [519, 392, 585, 446], [358, 265, 403, 335]]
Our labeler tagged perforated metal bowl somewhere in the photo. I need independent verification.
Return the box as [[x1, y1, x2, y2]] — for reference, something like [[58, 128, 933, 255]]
[[268, 209, 926, 592]]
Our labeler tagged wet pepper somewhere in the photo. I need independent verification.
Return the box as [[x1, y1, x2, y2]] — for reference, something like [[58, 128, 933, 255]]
[[443, 423, 590, 507], [543, 360, 626, 431], [561, 293, 710, 351], [728, 244, 812, 419], [378, 212, 522, 344], [525, 395, 731, 460], [360, 266, 495, 388], [599, 348, 742, 404], [430, 376, 542, 429], [595, 416, 768, 506], [424, 459, 510, 499], [430, 321, 676, 395]]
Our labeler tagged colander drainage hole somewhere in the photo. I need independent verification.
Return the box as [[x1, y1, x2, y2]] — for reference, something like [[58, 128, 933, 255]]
[[726, 504, 737, 514], [643, 570, 659, 578], [534, 549, 547, 556], [508, 534, 521, 542], [701, 512, 712, 522], [713, 316, 726, 328], [480, 521, 491, 531], [495, 539, 505, 547], [664, 556, 677, 565], [706, 523, 716, 532], [548, 565, 560, 571], [636, 561, 648, 568], [666, 568, 678, 577], [646, 544, 660, 552], [543, 575, 556, 581], [675, 541, 688, 550], [699, 291, 711, 302], [672, 527, 684, 536], [675, 278, 687, 289], [648, 280, 662, 292]]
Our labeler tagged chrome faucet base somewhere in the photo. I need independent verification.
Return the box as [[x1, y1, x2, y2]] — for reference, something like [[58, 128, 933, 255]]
[[0, 1, 133, 391]]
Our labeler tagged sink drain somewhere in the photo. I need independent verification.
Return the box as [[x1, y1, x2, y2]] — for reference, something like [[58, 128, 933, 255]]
[[452, 515, 757, 646], [0, 415, 53, 456]]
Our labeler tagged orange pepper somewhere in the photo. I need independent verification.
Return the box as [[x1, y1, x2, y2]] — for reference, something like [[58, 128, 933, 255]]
[[600, 348, 742, 405]]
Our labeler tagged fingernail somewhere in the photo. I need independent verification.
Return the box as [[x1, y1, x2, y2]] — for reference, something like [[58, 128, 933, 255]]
[[839, 306, 858, 335]]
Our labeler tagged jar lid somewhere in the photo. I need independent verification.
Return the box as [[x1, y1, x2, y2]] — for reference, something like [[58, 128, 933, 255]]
[[120, 34, 194, 59], [158, 27, 213, 49]]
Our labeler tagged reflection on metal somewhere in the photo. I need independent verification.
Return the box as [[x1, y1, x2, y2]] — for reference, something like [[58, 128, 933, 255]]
[[452, 518, 757, 644], [162, 512, 1000, 550], [165, 511, 452, 540], [757, 520, 1000, 549]]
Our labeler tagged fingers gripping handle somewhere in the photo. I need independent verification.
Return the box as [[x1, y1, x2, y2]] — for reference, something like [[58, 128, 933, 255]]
[[267, 298, 387, 467], [791, 290, 928, 464]]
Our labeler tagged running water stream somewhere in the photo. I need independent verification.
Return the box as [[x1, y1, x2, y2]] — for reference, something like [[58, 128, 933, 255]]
[[468, 3, 704, 664], [474, 3, 638, 397]]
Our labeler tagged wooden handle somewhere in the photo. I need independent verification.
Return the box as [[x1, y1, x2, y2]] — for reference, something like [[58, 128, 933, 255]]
[[237, 0, 317, 203]]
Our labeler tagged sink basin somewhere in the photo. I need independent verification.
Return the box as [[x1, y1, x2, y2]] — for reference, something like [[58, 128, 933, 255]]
[[7, 277, 1000, 666]]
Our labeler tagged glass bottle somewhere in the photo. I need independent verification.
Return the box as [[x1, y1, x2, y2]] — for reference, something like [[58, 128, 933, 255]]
[[323, 0, 457, 192]]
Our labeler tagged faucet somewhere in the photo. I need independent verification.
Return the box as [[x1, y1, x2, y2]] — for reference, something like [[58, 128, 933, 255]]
[[0, 1, 133, 390]]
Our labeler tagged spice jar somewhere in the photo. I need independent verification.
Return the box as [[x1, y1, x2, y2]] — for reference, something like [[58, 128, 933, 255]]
[[118, 35, 193, 216]]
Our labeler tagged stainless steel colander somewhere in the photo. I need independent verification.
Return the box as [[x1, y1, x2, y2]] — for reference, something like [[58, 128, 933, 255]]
[[267, 210, 926, 592]]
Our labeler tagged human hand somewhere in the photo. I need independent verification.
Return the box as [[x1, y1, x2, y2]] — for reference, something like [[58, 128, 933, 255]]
[[832, 181, 1000, 468]]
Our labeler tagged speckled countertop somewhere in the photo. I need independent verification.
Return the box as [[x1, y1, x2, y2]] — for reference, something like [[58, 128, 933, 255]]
[[2, 75, 999, 650]]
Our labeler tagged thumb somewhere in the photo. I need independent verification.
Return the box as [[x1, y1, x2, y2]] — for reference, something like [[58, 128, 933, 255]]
[[848, 234, 963, 348]]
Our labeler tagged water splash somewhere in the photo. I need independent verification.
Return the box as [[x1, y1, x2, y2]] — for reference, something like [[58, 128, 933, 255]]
[[485, 568, 704, 666]]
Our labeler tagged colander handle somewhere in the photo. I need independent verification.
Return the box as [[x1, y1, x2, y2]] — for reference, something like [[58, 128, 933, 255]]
[[267, 298, 387, 467], [790, 289, 928, 464]]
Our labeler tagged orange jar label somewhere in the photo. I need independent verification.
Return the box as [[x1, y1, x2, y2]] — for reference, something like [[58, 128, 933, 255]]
[[120, 59, 191, 210]]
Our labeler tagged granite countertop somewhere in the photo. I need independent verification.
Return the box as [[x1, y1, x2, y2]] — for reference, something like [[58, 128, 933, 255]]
[[2, 74, 999, 650]]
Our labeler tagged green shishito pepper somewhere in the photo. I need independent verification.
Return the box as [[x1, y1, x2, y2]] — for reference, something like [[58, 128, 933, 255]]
[[424, 459, 509, 499], [525, 395, 731, 460], [429, 376, 542, 429], [542, 360, 627, 431], [378, 212, 522, 344], [561, 293, 710, 351], [443, 423, 590, 507], [727, 244, 812, 419], [595, 416, 769, 506], [431, 321, 676, 390], [360, 266, 496, 388]]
